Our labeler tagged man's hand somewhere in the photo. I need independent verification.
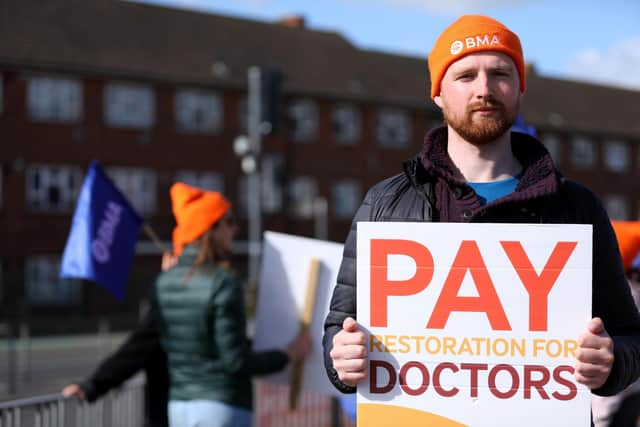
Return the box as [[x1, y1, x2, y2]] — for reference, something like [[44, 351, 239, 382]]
[[62, 384, 86, 400], [161, 251, 178, 271], [574, 317, 614, 389], [285, 330, 312, 363], [330, 317, 367, 387]]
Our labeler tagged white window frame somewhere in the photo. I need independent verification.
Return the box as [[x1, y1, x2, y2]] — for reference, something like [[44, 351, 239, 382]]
[[236, 155, 285, 217], [174, 89, 223, 134], [174, 170, 224, 193], [332, 104, 361, 145], [288, 176, 318, 219], [603, 140, 629, 173], [27, 76, 83, 123], [25, 165, 83, 212], [106, 167, 156, 216], [288, 99, 318, 142], [261, 154, 285, 214], [26, 256, 82, 305], [570, 136, 596, 170], [104, 83, 155, 128], [332, 179, 362, 220], [376, 108, 411, 148]]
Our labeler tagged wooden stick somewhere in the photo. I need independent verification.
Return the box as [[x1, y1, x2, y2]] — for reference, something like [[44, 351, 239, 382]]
[[142, 223, 168, 253], [289, 257, 321, 410]]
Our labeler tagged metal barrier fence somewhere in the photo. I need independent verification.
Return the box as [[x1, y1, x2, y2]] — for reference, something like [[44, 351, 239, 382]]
[[255, 382, 355, 427], [0, 379, 144, 427], [0, 379, 354, 427]]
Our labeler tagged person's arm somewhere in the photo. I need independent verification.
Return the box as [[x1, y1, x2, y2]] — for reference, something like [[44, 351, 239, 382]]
[[211, 274, 308, 376], [323, 187, 377, 393], [579, 194, 640, 396], [64, 311, 163, 402]]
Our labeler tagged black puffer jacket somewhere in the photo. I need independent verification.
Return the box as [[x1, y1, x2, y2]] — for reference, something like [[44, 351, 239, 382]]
[[80, 311, 169, 427], [323, 126, 640, 396]]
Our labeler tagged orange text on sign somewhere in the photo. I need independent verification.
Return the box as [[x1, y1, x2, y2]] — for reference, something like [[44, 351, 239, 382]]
[[370, 239, 578, 331]]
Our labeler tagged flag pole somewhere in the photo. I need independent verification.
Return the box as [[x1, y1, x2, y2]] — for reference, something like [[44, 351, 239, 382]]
[[142, 223, 168, 253]]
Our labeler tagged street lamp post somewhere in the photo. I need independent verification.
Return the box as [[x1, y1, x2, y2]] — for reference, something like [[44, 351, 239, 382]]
[[246, 66, 263, 289], [235, 66, 282, 288]]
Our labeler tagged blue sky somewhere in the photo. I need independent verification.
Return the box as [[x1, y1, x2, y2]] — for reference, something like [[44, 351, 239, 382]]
[[134, 0, 640, 90]]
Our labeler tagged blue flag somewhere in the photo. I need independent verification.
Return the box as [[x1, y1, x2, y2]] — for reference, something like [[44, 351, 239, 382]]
[[60, 161, 142, 301]]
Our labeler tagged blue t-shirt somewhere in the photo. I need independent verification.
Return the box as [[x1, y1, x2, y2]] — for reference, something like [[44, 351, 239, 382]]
[[468, 175, 520, 205]]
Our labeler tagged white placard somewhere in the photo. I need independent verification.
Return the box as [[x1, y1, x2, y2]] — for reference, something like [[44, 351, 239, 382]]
[[252, 231, 345, 397], [357, 222, 592, 427]]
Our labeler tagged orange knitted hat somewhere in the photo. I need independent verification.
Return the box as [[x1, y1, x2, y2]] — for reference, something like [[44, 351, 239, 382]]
[[428, 15, 526, 99], [170, 182, 231, 256], [611, 221, 640, 271]]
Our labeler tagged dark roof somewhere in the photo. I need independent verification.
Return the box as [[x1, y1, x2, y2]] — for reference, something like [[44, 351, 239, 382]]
[[0, 0, 432, 108], [1, 0, 639, 136]]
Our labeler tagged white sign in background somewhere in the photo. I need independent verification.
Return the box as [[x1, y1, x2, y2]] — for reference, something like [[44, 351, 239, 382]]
[[252, 231, 345, 397], [357, 222, 593, 427]]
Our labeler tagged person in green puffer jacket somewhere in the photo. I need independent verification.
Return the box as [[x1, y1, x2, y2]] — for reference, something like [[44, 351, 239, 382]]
[[152, 182, 311, 427]]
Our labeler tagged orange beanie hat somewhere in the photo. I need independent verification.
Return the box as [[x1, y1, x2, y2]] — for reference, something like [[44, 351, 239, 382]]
[[170, 182, 231, 256], [428, 15, 526, 99], [611, 221, 640, 271]]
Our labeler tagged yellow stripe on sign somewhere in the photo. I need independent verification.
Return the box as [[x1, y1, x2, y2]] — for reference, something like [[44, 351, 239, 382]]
[[357, 403, 468, 427]]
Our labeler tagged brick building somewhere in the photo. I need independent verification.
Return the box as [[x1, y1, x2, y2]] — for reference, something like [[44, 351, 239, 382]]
[[0, 0, 639, 332]]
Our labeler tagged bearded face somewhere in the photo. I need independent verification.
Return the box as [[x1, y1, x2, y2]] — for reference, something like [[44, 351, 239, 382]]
[[434, 52, 522, 146], [441, 94, 519, 145]]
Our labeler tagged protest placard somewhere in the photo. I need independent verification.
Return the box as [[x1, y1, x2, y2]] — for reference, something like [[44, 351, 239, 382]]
[[357, 222, 592, 426], [253, 231, 345, 397]]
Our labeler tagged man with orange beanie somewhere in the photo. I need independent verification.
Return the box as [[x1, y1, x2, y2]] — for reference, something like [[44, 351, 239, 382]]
[[323, 13, 640, 422]]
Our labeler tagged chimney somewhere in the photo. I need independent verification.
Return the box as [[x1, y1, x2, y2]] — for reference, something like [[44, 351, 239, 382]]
[[276, 15, 306, 29], [525, 62, 537, 76]]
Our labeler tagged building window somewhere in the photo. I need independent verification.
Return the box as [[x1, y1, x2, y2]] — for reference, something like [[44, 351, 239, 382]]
[[604, 195, 630, 220], [570, 136, 596, 170], [288, 176, 318, 218], [106, 167, 156, 215], [27, 76, 83, 123], [174, 170, 224, 193], [332, 179, 362, 219], [261, 154, 285, 214], [174, 90, 223, 134], [26, 165, 82, 212], [332, 104, 361, 145], [604, 140, 629, 173], [376, 108, 411, 148], [288, 99, 318, 142], [542, 133, 561, 164], [236, 154, 285, 217], [104, 83, 155, 128], [26, 256, 81, 305]]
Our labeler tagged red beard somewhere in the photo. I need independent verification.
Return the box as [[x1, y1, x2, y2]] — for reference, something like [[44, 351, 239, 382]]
[[444, 96, 518, 145]]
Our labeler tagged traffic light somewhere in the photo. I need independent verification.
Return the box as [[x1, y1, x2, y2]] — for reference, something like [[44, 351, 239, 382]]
[[259, 67, 283, 134]]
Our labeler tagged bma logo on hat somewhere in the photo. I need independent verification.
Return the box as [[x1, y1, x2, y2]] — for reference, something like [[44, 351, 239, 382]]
[[450, 40, 464, 55], [450, 34, 502, 56]]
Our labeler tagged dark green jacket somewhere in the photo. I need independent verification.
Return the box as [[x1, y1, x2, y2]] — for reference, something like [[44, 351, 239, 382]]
[[153, 246, 288, 409]]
